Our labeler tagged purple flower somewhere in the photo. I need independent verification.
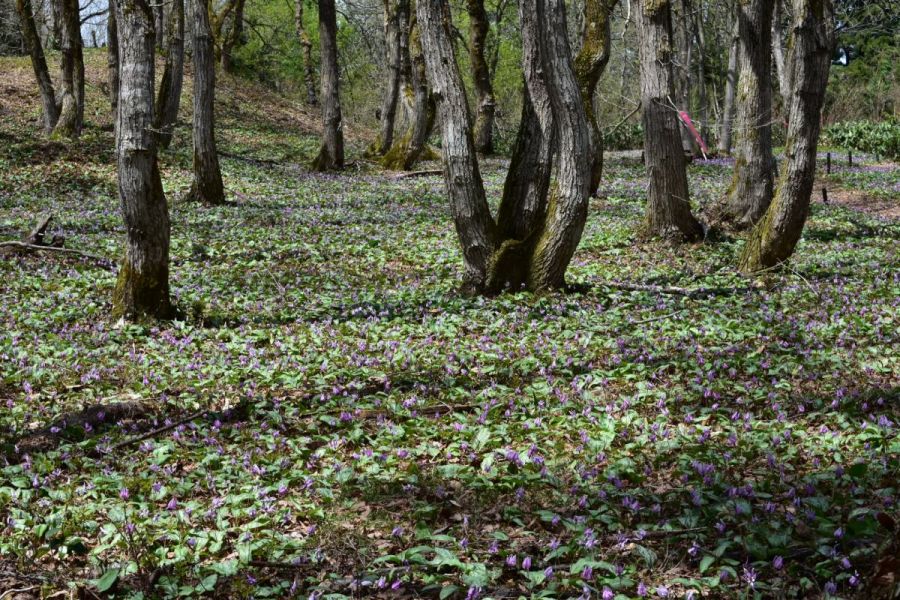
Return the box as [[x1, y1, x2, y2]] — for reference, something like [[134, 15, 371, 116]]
[[772, 555, 784, 570], [522, 556, 532, 570], [637, 582, 648, 597], [582, 565, 593, 581], [506, 554, 517, 568], [656, 585, 669, 597], [166, 497, 178, 511], [824, 581, 837, 596], [119, 487, 129, 500], [543, 566, 553, 579], [601, 586, 613, 600]]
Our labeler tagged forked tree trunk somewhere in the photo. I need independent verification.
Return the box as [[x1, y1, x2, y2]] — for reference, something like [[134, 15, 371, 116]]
[[154, 0, 184, 150], [738, 0, 832, 272], [15, 0, 59, 133], [418, 0, 591, 293], [311, 0, 345, 170], [381, 12, 435, 171], [467, 0, 495, 154], [188, 0, 226, 204], [638, 0, 703, 242], [718, 0, 738, 154], [53, 0, 83, 138], [221, 0, 245, 71], [295, 0, 318, 105], [369, 0, 404, 155], [107, 7, 119, 114], [112, 0, 173, 321], [724, 0, 775, 229], [574, 0, 618, 195]]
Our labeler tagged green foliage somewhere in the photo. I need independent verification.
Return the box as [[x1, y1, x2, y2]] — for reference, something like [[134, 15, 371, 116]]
[[824, 120, 900, 159], [603, 123, 643, 151]]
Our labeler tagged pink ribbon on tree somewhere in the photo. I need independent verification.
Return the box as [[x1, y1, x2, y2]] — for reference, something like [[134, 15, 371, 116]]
[[678, 111, 709, 157]]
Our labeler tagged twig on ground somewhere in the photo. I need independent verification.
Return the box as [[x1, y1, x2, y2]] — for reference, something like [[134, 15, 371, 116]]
[[393, 169, 443, 180], [103, 410, 207, 454], [594, 279, 755, 298], [0, 241, 114, 268]]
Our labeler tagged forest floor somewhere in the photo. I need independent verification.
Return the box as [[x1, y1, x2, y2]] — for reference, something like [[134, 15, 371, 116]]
[[1, 51, 899, 599]]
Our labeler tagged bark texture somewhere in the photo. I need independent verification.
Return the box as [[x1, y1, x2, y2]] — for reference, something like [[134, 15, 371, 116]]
[[725, 0, 775, 229], [188, 0, 226, 204], [153, 0, 184, 150], [15, 0, 59, 133], [369, 0, 405, 155], [738, 0, 833, 272], [574, 0, 618, 195], [638, 0, 703, 242], [718, 0, 739, 154], [112, 0, 173, 321], [311, 0, 345, 171], [294, 0, 318, 105], [107, 6, 119, 114], [467, 0, 495, 154], [772, 0, 792, 113], [221, 0, 245, 71], [53, 0, 84, 138]]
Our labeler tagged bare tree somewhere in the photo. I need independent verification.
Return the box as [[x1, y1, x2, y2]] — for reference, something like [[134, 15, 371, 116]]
[[311, 0, 344, 170], [112, 0, 173, 320], [154, 0, 184, 149], [15, 0, 59, 133], [739, 0, 833, 272], [574, 0, 618, 195], [638, 0, 703, 242], [221, 0, 245, 71], [53, 0, 84, 138], [717, 0, 738, 154], [418, 0, 592, 293], [107, 6, 119, 114], [724, 0, 775, 229], [295, 0, 318, 105], [369, 0, 405, 155], [467, 0, 496, 154], [188, 0, 226, 204]]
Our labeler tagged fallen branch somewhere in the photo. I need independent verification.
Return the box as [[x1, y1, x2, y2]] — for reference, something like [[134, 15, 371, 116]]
[[393, 169, 443, 180], [594, 280, 755, 298], [0, 241, 115, 268], [102, 410, 208, 454]]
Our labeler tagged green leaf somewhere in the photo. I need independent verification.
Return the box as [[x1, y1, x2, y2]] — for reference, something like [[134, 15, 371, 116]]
[[93, 567, 119, 592], [439, 584, 459, 600], [699, 555, 715, 574]]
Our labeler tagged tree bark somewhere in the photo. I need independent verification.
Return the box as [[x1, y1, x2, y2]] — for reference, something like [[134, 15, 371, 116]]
[[724, 0, 775, 229], [718, 0, 738, 154], [369, 0, 405, 155], [221, 0, 245, 71], [417, 0, 497, 289], [738, 0, 833, 272], [311, 0, 345, 170], [467, 0, 496, 154], [381, 10, 436, 171], [772, 0, 792, 114], [112, 0, 173, 321], [188, 0, 226, 204], [153, 0, 184, 150], [154, 0, 163, 50], [53, 0, 83, 138], [107, 6, 119, 114], [15, 0, 59, 133], [638, 0, 703, 242], [574, 0, 618, 195], [295, 0, 318, 105], [676, 0, 695, 153]]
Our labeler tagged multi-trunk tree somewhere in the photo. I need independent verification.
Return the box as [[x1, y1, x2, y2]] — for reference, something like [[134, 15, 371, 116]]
[[724, 0, 775, 229], [53, 0, 83, 138], [311, 0, 344, 170], [154, 0, 185, 150], [294, 0, 318, 106], [638, 0, 704, 242], [15, 0, 58, 133], [188, 0, 226, 204], [467, 0, 496, 155], [369, 0, 408, 156], [739, 0, 833, 272], [418, 0, 592, 293], [112, 0, 173, 320]]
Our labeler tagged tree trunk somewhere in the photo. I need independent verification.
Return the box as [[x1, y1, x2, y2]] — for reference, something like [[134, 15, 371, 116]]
[[772, 0, 792, 114], [718, 0, 738, 154], [295, 0, 318, 105], [311, 0, 344, 170], [369, 0, 404, 155], [154, 0, 164, 50], [221, 0, 245, 71], [53, 0, 83, 138], [638, 0, 703, 242], [15, 0, 59, 133], [381, 11, 436, 171], [738, 0, 833, 272], [112, 0, 173, 321], [154, 0, 184, 150], [188, 0, 226, 204], [467, 0, 495, 154], [107, 6, 119, 114], [417, 0, 497, 289], [676, 0, 695, 153], [574, 0, 618, 195], [724, 0, 775, 229], [693, 4, 709, 143]]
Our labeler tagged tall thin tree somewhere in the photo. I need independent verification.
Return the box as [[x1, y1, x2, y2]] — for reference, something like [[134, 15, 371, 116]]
[[311, 0, 344, 170], [718, 0, 739, 155], [369, 0, 405, 156], [53, 0, 84, 138], [154, 0, 185, 149], [15, 0, 59, 133], [467, 0, 496, 154], [112, 0, 173, 320], [188, 0, 226, 204], [638, 0, 704, 241], [107, 7, 119, 114], [294, 0, 318, 105]]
